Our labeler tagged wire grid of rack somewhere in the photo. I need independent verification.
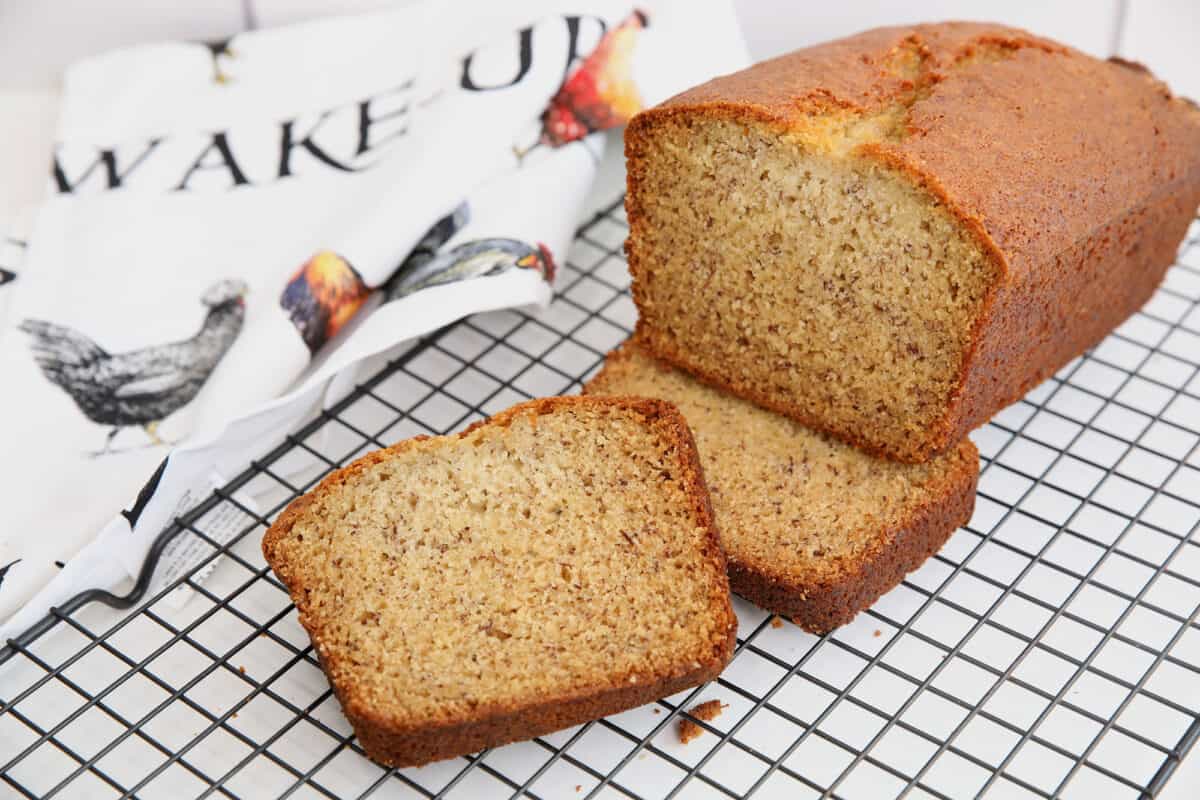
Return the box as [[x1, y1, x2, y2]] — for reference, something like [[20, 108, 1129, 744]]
[[3, 197, 1200, 800]]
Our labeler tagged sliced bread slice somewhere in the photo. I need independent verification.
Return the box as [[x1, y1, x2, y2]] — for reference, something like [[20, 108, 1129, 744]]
[[262, 396, 737, 767], [585, 343, 978, 633]]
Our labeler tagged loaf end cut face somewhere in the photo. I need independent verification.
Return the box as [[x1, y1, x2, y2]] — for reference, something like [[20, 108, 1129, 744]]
[[626, 22, 1200, 462], [262, 396, 736, 767]]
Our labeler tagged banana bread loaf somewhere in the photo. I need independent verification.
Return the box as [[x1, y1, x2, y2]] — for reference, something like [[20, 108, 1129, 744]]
[[625, 22, 1200, 462], [585, 343, 978, 633], [262, 396, 736, 767]]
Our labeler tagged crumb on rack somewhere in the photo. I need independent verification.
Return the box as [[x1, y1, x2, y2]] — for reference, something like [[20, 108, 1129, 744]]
[[691, 699, 726, 722], [678, 699, 727, 744], [873, 629, 882, 638], [653, 707, 661, 714], [771, 616, 783, 628], [238, 665, 246, 674], [678, 718, 703, 745]]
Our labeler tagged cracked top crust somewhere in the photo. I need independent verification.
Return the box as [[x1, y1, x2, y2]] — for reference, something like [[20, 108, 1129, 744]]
[[645, 21, 1200, 281]]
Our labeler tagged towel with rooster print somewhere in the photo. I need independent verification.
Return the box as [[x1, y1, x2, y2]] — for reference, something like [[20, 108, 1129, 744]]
[[0, 0, 747, 639], [19, 279, 247, 454]]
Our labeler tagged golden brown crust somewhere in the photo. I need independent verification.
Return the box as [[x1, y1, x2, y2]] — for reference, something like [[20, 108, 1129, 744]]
[[585, 343, 979, 634], [351, 660, 722, 766], [625, 21, 1200, 463], [727, 440, 977, 634], [939, 179, 1200, 451], [262, 396, 736, 768]]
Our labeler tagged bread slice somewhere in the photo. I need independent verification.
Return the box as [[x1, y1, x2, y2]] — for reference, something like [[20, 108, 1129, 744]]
[[262, 396, 737, 767], [625, 22, 1200, 462], [585, 343, 978, 633]]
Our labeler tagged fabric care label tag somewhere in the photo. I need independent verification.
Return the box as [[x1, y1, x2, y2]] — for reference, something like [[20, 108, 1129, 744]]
[[153, 473, 258, 611], [0, 0, 749, 641]]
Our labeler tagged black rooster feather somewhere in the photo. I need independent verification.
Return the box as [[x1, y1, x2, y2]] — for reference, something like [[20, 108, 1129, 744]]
[[384, 205, 556, 302], [0, 559, 18, 591], [201, 36, 237, 84], [385, 238, 555, 302], [19, 279, 247, 455]]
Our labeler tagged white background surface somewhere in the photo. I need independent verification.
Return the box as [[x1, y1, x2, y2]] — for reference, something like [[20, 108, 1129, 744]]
[[0, 1, 1197, 797]]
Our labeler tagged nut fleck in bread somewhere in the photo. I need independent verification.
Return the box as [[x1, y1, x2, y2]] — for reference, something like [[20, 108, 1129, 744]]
[[262, 396, 736, 767], [625, 22, 1200, 463], [585, 343, 978, 633]]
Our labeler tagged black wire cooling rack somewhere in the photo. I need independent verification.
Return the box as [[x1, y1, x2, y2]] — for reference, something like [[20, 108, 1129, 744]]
[[3, 197, 1200, 800]]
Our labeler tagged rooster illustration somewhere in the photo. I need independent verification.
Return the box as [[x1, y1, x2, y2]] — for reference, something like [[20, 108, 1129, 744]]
[[517, 9, 649, 160], [382, 203, 555, 301], [19, 279, 247, 455], [201, 36, 237, 85], [0, 559, 17, 591], [386, 239, 556, 301], [280, 251, 372, 353]]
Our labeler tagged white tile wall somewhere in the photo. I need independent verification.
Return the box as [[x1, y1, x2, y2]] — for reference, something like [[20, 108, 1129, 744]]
[[733, 0, 1122, 60], [0, 91, 56, 224], [1, 0, 1196, 97], [250, 0, 399, 28], [0, 0, 245, 90], [1119, 0, 1200, 101]]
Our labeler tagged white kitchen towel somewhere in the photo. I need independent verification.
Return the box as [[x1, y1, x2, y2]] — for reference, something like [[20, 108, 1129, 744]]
[[0, 233, 23, 331], [0, 0, 749, 640]]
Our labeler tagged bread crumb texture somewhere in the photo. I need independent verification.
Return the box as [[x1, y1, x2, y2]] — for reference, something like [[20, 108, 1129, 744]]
[[629, 111, 993, 460], [586, 343, 978, 631], [262, 396, 735, 765], [679, 699, 727, 744], [626, 22, 1200, 462]]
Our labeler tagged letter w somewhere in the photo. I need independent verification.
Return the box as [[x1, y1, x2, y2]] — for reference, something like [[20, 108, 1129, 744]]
[[52, 138, 163, 194]]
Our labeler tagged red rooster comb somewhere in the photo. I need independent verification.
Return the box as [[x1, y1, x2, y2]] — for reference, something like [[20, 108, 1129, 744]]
[[536, 242, 557, 284]]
